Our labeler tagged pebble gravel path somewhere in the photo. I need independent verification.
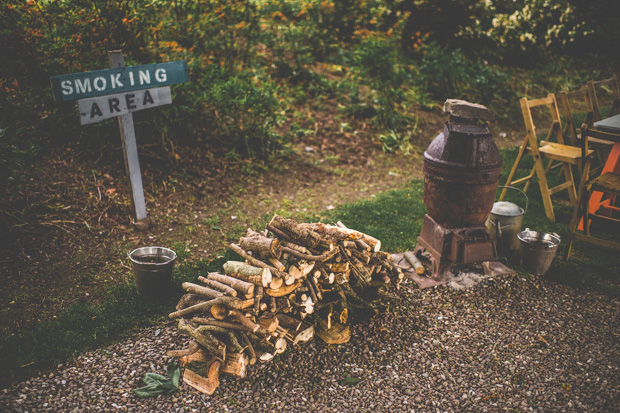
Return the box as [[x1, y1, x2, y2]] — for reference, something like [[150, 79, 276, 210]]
[[1, 273, 619, 412]]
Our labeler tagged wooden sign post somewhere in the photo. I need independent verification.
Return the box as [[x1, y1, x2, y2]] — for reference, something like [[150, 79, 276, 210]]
[[50, 51, 188, 228]]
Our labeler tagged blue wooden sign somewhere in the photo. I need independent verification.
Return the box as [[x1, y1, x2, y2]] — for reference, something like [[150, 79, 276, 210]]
[[50, 61, 188, 102]]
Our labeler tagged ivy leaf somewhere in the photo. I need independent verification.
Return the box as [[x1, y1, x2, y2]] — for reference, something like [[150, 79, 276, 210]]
[[341, 376, 362, 386]]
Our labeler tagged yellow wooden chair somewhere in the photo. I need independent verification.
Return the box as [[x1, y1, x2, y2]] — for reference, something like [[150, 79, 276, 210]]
[[564, 125, 620, 260], [558, 89, 612, 171], [585, 75, 620, 123], [500, 94, 593, 222]]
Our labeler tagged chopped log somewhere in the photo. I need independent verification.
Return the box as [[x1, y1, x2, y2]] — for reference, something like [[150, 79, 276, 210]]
[[300, 222, 351, 240], [257, 314, 279, 334], [182, 282, 225, 299], [272, 337, 287, 354], [192, 317, 254, 333], [178, 319, 226, 361], [251, 334, 287, 355], [341, 240, 357, 249], [239, 234, 282, 260], [269, 215, 323, 249], [269, 276, 283, 290], [374, 271, 391, 284], [307, 274, 323, 300], [281, 246, 338, 262], [269, 296, 277, 313], [275, 314, 315, 344], [168, 296, 243, 319], [240, 298, 255, 309], [299, 261, 315, 278], [223, 261, 272, 288], [316, 319, 351, 345], [227, 331, 244, 352], [350, 248, 371, 265], [166, 341, 200, 358], [283, 272, 296, 286], [316, 265, 336, 284], [239, 332, 257, 365], [268, 258, 285, 271], [355, 239, 371, 252], [194, 324, 237, 336], [288, 265, 302, 280], [257, 350, 274, 363], [207, 272, 255, 295], [305, 278, 318, 303], [228, 243, 289, 280], [176, 294, 205, 311], [220, 352, 248, 379], [281, 241, 310, 254], [265, 223, 294, 243], [229, 309, 263, 334], [183, 364, 220, 396], [335, 221, 381, 252], [265, 280, 301, 297], [197, 276, 238, 296], [403, 251, 426, 275], [210, 304, 228, 320], [299, 295, 314, 315], [326, 262, 350, 273], [254, 286, 263, 316]]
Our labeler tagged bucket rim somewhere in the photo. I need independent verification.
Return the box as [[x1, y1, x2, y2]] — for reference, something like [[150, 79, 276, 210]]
[[128, 246, 177, 266], [517, 229, 561, 246]]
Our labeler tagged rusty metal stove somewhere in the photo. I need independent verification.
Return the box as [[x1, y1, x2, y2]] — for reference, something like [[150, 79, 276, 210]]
[[413, 99, 507, 280]]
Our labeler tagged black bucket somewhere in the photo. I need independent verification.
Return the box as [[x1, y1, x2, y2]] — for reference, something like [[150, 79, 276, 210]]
[[128, 247, 177, 296]]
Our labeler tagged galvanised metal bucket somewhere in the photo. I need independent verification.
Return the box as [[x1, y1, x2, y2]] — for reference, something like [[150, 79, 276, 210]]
[[486, 186, 528, 258], [128, 246, 177, 296], [517, 229, 560, 276]]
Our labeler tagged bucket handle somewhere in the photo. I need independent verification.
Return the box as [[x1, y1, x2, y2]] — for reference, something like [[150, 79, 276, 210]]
[[496, 186, 528, 214]]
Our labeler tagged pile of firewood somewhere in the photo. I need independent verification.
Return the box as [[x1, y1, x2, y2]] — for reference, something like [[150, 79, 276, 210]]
[[167, 214, 403, 395]]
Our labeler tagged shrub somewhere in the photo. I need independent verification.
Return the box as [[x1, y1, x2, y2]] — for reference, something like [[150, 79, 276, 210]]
[[195, 66, 284, 159], [415, 42, 516, 117]]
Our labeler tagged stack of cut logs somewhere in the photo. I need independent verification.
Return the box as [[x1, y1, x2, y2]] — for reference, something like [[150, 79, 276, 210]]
[[167, 214, 403, 395]]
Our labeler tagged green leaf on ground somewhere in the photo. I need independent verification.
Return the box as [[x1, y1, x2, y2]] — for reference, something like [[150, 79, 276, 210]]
[[133, 363, 181, 398]]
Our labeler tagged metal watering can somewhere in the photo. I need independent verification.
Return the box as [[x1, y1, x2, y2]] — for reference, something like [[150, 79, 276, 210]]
[[485, 186, 528, 258]]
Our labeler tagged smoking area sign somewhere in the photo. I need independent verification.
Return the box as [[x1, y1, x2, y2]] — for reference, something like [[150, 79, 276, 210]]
[[50, 61, 188, 102], [50, 52, 188, 225]]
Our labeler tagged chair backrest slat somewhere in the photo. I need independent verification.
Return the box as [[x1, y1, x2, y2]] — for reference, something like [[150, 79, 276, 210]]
[[521, 93, 564, 145], [557, 88, 590, 146], [586, 74, 620, 122]]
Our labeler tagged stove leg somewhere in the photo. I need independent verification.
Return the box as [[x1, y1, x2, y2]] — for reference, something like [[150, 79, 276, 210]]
[[430, 256, 452, 281]]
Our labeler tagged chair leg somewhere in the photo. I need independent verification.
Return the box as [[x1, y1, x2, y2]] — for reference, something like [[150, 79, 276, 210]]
[[564, 173, 587, 261], [523, 164, 535, 193], [584, 184, 591, 237], [499, 139, 528, 201], [533, 156, 555, 222], [562, 163, 577, 205]]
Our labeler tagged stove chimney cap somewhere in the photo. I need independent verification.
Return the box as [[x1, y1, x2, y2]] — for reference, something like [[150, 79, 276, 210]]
[[443, 99, 494, 122]]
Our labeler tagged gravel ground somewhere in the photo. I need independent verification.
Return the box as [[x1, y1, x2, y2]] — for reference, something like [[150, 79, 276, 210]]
[[1, 273, 619, 412]]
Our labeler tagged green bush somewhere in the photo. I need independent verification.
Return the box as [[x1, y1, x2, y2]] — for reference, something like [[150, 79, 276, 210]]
[[196, 66, 285, 159], [348, 36, 417, 130], [415, 42, 516, 117]]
